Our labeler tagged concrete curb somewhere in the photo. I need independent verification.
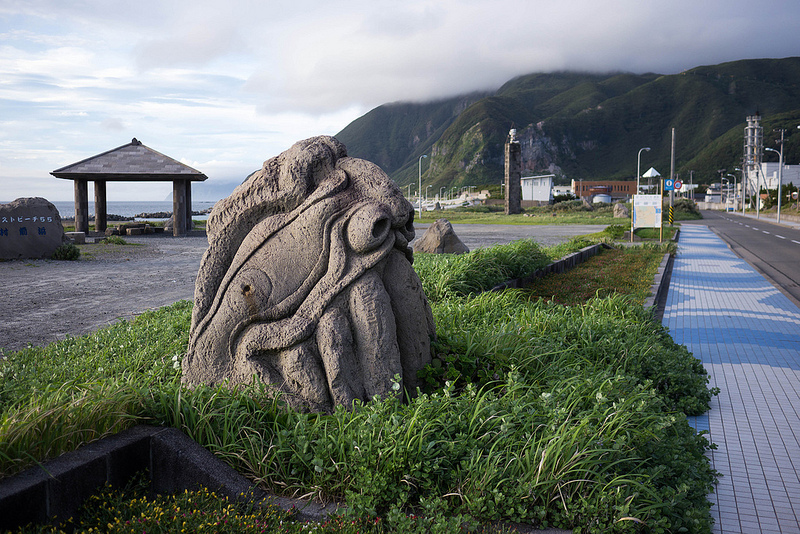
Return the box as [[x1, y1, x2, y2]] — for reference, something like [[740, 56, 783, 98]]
[[0, 425, 339, 531], [644, 228, 679, 322]]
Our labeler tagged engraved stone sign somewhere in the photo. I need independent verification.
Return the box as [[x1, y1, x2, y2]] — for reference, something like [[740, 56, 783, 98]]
[[182, 137, 436, 412], [0, 198, 67, 260]]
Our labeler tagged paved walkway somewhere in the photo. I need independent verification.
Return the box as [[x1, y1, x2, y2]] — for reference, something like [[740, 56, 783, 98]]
[[663, 225, 800, 533]]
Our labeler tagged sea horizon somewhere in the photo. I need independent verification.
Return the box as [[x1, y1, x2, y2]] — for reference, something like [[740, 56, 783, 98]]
[[1, 200, 219, 220]]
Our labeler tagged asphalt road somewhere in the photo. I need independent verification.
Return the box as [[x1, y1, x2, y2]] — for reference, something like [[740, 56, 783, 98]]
[[684, 211, 800, 307]]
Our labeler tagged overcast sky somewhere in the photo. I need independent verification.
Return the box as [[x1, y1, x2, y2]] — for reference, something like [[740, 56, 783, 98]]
[[2, 0, 799, 202]]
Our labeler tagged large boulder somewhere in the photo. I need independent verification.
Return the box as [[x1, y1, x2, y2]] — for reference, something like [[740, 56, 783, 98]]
[[182, 136, 436, 413], [613, 202, 630, 218], [0, 198, 67, 260], [413, 219, 469, 254]]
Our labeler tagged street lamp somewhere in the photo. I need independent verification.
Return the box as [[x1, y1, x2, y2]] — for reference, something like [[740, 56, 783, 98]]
[[637, 147, 651, 194], [726, 173, 738, 212], [439, 186, 446, 201], [765, 146, 783, 223], [721, 178, 729, 210], [406, 183, 413, 199], [426, 185, 433, 203], [418, 154, 427, 219]]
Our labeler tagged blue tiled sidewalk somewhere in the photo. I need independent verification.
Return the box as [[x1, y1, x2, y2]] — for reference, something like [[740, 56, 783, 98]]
[[663, 225, 800, 533]]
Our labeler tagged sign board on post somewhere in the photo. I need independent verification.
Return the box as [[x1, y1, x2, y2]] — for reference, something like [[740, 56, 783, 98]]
[[664, 179, 674, 191], [632, 195, 662, 230]]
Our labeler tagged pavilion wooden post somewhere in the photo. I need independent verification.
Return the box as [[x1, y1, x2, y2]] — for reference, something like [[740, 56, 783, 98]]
[[74, 179, 89, 234], [94, 180, 107, 233], [184, 180, 193, 232], [172, 179, 187, 237]]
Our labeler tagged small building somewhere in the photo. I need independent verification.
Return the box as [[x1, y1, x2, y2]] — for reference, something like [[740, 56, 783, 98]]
[[572, 180, 637, 202], [746, 162, 800, 192], [521, 174, 555, 203]]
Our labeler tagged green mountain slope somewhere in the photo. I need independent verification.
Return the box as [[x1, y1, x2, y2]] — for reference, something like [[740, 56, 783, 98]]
[[336, 57, 800, 190]]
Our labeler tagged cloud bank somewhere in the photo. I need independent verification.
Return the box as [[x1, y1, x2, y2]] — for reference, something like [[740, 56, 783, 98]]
[[2, 0, 799, 200]]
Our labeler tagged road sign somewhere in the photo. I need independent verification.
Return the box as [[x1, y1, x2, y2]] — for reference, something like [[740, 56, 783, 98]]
[[664, 178, 674, 191], [674, 180, 682, 190]]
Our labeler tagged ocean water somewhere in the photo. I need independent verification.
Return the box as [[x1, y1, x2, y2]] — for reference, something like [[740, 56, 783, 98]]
[[40, 200, 218, 220]]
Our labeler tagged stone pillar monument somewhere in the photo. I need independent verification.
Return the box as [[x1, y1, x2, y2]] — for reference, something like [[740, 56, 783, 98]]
[[504, 129, 521, 215]]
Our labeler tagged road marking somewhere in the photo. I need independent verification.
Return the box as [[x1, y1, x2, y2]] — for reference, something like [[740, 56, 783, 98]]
[[793, 240, 800, 245], [763, 231, 770, 234], [776, 235, 786, 240]]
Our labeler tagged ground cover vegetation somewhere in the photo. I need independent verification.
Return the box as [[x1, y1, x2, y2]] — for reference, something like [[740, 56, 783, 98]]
[[414, 197, 701, 226], [413, 201, 619, 225], [1, 231, 718, 533]]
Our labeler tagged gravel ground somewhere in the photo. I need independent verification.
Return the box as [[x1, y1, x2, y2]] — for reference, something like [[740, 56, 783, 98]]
[[0, 224, 603, 354]]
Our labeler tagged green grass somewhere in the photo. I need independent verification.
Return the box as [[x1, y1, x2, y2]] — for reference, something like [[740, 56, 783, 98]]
[[415, 201, 619, 225], [0, 240, 718, 533], [525, 244, 672, 306], [412, 239, 552, 301]]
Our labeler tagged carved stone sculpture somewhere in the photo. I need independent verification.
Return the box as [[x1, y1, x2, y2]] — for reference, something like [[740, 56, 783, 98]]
[[182, 136, 436, 412]]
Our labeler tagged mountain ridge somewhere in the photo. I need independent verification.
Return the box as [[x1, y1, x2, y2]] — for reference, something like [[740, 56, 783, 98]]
[[336, 57, 800, 191]]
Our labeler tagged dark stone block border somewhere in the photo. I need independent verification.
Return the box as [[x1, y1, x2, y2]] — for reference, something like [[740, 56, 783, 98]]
[[0, 426, 337, 531]]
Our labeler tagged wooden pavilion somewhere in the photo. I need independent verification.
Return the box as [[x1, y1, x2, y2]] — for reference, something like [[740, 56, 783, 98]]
[[51, 138, 208, 236]]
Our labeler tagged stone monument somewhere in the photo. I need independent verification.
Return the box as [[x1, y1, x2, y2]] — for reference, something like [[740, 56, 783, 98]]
[[504, 129, 522, 215], [183, 136, 436, 412], [0, 198, 67, 260]]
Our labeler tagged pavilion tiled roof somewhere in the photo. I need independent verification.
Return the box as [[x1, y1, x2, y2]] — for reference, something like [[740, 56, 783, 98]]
[[51, 138, 207, 182]]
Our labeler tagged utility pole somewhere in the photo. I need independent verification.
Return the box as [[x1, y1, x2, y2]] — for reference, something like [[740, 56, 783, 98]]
[[777, 129, 785, 224], [669, 128, 675, 226], [418, 154, 427, 219]]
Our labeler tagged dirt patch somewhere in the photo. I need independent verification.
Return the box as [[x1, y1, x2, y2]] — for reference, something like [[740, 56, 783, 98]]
[[0, 235, 208, 354]]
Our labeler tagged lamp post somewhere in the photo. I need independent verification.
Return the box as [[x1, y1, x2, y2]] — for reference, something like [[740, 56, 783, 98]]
[[440, 186, 446, 201], [426, 184, 433, 204], [637, 147, 651, 194], [418, 154, 427, 219], [726, 173, 738, 212], [722, 178, 729, 211], [406, 183, 413, 199], [765, 145, 783, 224]]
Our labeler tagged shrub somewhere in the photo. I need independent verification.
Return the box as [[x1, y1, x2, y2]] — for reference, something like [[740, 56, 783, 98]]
[[51, 243, 80, 260], [672, 198, 701, 216]]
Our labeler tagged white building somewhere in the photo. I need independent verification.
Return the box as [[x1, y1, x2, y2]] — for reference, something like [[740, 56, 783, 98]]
[[745, 163, 800, 193], [521, 174, 555, 203]]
